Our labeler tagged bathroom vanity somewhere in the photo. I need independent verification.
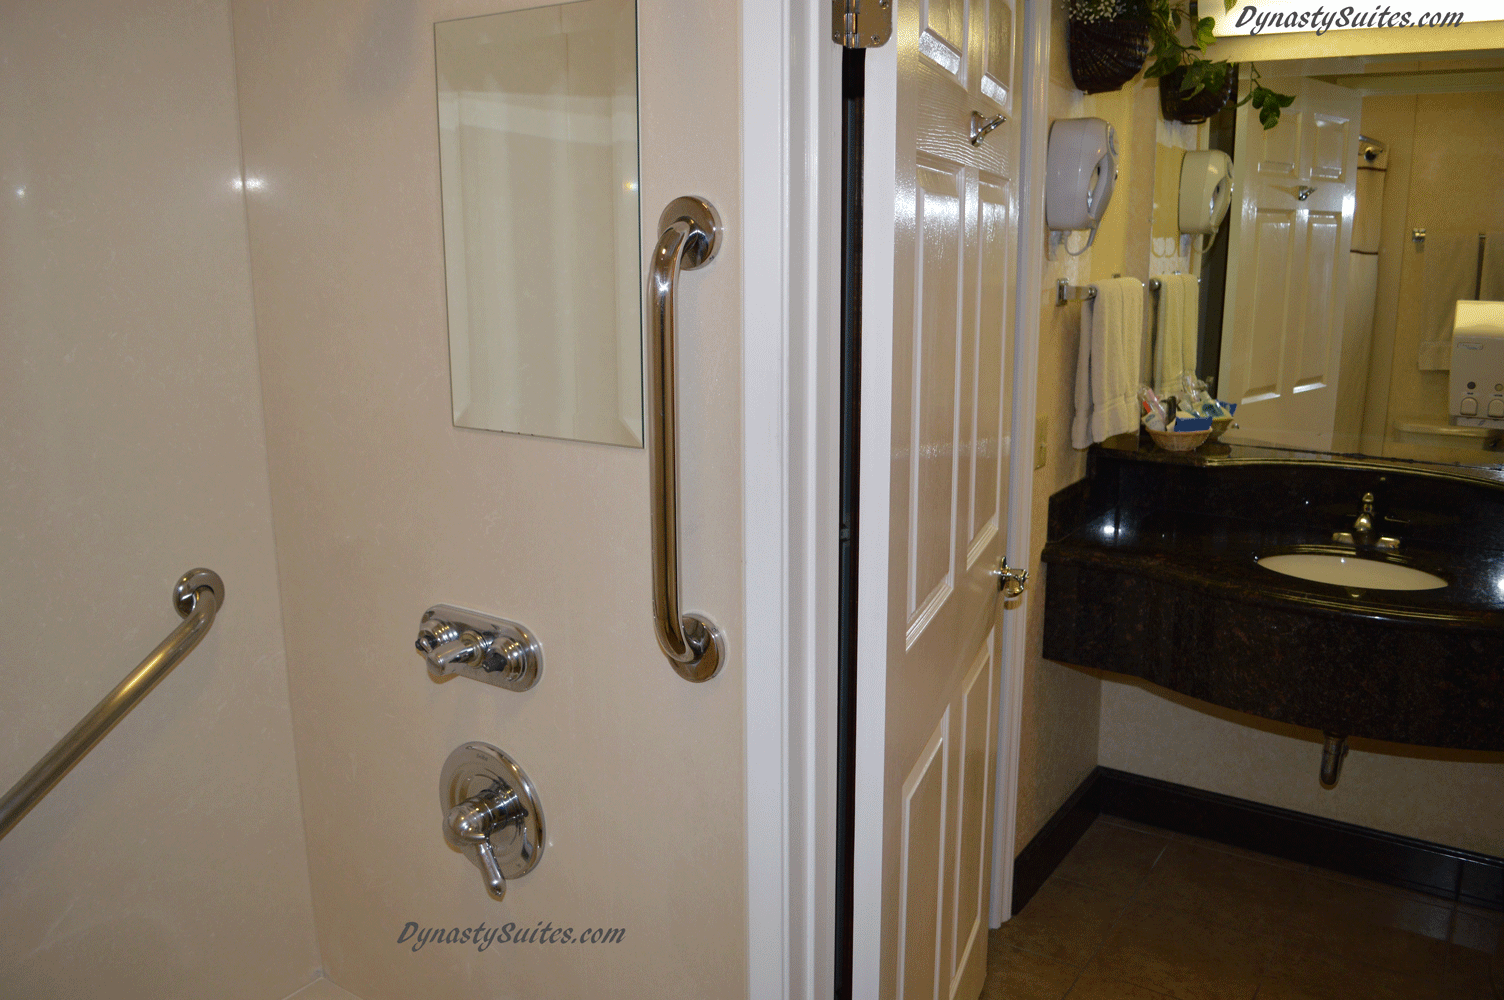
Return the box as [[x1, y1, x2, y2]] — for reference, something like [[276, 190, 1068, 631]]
[[1042, 442, 1504, 752]]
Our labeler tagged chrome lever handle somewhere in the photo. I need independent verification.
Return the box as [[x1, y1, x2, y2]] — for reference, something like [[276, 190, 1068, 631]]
[[970, 111, 1008, 146], [446, 787, 525, 901], [995, 558, 1029, 599], [647, 197, 726, 682], [440, 743, 545, 903], [415, 606, 542, 692]]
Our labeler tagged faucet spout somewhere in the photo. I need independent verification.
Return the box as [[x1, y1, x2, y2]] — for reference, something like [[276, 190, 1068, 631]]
[[1352, 493, 1376, 540], [1333, 492, 1401, 551]]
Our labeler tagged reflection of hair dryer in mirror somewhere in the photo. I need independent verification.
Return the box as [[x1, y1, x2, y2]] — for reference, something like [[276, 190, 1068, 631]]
[[1178, 149, 1233, 254], [1045, 118, 1118, 257]]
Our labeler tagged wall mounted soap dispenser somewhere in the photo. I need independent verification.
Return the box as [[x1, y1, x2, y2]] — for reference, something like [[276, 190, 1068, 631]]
[[1178, 149, 1233, 254], [1045, 117, 1119, 256]]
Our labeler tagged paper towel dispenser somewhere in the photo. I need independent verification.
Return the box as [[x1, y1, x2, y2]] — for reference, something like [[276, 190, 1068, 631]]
[[1178, 149, 1233, 254], [1046, 118, 1118, 256], [1449, 300, 1504, 426]]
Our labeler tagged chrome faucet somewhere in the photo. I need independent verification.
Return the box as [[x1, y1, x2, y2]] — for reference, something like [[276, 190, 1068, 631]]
[[1333, 492, 1401, 551]]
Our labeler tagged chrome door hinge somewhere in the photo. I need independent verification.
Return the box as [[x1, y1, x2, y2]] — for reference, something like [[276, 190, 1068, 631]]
[[833, 0, 892, 48]]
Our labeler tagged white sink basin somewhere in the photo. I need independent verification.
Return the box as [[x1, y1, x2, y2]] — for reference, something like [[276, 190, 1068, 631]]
[[1257, 553, 1447, 591]]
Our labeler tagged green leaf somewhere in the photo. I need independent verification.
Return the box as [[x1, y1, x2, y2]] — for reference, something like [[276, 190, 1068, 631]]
[[1194, 16, 1216, 49], [1144, 55, 1181, 78], [1224, 0, 1236, 10], [1251, 87, 1266, 109], [1274, 91, 1296, 108]]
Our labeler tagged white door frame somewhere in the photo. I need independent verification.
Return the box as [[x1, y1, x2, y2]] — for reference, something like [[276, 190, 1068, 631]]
[[742, 1, 844, 997]]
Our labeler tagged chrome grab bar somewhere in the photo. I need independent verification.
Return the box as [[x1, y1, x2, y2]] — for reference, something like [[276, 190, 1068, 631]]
[[0, 568, 224, 841], [647, 196, 725, 682]]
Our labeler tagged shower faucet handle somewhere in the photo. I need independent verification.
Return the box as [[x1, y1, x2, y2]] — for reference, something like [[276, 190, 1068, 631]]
[[440, 743, 545, 903], [446, 786, 527, 900], [415, 605, 542, 692]]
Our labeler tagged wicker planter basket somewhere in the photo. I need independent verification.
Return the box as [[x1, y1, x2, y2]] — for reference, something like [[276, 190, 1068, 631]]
[[1159, 63, 1238, 124], [1067, 17, 1152, 95]]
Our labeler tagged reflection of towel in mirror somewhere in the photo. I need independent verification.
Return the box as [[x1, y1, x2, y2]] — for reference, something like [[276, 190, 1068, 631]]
[[1482, 233, 1504, 301], [1153, 273, 1200, 391], [1418, 233, 1481, 370], [1072, 277, 1145, 448]]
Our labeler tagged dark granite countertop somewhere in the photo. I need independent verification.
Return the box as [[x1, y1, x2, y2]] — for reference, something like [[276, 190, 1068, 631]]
[[1041, 446, 1504, 750], [1047, 507, 1504, 630]]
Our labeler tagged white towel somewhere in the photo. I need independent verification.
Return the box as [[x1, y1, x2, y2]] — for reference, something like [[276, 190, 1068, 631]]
[[1481, 232, 1504, 301], [1153, 273, 1200, 391], [1418, 233, 1480, 370], [1072, 277, 1145, 449]]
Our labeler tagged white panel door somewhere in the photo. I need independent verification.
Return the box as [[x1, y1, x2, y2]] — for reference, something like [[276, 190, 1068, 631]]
[[1220, 76, 1361, 451], [855, 0, 1018, 996]]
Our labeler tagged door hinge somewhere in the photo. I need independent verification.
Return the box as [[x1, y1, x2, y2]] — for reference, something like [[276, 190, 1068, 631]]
[[832, 0, 892, 48]]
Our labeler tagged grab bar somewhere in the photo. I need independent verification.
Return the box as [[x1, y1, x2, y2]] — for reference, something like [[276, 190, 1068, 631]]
[[646, 196, 725, 682], [0, 568, 224, 840]]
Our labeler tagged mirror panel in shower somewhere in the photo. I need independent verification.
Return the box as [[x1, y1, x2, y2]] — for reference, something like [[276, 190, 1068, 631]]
[[435, 0, 643, 447]]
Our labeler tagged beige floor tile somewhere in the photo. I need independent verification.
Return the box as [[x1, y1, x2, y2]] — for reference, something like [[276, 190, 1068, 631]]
[[980, 937, 1082, 1000], [1064, 975, 1179, 998], [1259, 941, 1447, 1000], [1446, 942, 1501, 1000], [1286, 873, 1453, 976], [1130, 838, 1309, 937], [993, 877, 1134, 968], [1082, 899, 1270, 1000], [1053, 819, 1171, 897], [1454, 907, 1504, 954], [1309, 865, 1460, 908]]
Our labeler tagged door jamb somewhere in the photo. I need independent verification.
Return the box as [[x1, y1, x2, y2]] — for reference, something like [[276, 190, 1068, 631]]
[[743, 1, 844, 996], [989, 0, 1052, 926]]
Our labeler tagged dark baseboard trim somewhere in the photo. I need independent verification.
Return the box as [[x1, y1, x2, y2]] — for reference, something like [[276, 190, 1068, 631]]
[[1012, 766, 1504, 915], [1010, 769, 1104, 914]]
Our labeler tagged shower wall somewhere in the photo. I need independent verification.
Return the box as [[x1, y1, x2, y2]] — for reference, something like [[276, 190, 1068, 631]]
[[0, 2, 320, 998], [228, 2, 749, 998]]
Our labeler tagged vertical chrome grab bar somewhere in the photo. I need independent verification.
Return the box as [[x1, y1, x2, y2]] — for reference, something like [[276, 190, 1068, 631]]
[[0, 569, 224, 841], [647, 196, 725, 682]]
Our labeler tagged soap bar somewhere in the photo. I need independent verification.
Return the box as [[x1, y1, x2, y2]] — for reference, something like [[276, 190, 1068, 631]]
[[1174, 416, 1213, 432]]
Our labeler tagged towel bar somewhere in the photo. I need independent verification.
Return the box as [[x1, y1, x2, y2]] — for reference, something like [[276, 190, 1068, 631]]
[[1056, 279, 1096, 305]]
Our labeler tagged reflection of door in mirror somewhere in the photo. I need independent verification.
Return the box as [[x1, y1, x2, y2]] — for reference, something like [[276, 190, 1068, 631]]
[[436, 0, 643, 447], [1219, 76, 1361, 452]]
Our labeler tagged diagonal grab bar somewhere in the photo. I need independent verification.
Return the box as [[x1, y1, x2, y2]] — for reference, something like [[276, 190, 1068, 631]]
[[0, 568, 224, 840], [646, 197, 725, 682]]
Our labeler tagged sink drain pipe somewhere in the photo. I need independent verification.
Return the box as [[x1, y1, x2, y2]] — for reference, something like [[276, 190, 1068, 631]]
[[1320, 733, 1349, 787]]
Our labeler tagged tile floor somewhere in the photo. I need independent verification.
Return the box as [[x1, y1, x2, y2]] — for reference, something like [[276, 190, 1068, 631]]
[[984, 816, 1502, 1000]]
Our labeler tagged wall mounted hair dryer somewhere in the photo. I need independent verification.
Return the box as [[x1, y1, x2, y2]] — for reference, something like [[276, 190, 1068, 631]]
[[1178, 149, 1233, 254], [1045, 117, 1118, 257]]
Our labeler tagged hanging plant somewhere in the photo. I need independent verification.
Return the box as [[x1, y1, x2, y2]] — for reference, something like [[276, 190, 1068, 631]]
[[1137, 0, 1294, 128], [1066, 0, 1154, 96]]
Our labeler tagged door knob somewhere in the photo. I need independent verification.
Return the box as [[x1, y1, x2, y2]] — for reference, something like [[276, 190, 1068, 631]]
[[1296, 185, 1315, 201], [415, 605, 542, 692], [440, 742, 545, 902], [995, 558, 1029, 599]]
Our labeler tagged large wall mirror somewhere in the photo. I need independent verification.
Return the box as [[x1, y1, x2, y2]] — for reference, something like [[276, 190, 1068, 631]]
[[436, 0, 643, 447], [1144, 52, 1504, 471]]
